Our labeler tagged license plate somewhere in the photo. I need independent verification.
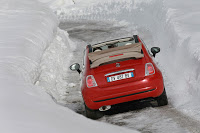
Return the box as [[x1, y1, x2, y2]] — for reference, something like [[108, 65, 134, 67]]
[[107, 72, 134, 82]]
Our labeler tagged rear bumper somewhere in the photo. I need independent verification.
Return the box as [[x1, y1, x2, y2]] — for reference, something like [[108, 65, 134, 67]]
[[93, 88, 156, 103], [83, 75, 164, 110]]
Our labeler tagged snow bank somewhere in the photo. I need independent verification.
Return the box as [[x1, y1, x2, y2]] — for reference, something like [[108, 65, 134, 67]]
[[0, 0, 139, 132], [39, 0, 74, 10], [159, 0, 200, 119], [57, 0, 200, 120]]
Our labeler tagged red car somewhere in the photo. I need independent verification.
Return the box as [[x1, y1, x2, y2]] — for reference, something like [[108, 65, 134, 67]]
[[70, 35, 168, 119]]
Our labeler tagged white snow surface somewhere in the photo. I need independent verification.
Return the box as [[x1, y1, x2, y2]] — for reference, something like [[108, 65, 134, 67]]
[[56, 0, 200, 122], [2, 0, 200, 132], [0, 0, 139, 133]]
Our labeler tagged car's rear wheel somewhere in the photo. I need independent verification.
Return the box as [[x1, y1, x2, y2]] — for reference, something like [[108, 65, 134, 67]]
[[85, 104, 103, 119], [155, 88, 168, 106]]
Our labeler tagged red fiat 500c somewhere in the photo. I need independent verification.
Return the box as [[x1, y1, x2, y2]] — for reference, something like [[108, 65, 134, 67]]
[[70, 35, 168, 119]]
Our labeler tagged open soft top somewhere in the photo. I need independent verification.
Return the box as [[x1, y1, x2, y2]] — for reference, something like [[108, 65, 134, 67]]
[[88, 42, 144, 68]]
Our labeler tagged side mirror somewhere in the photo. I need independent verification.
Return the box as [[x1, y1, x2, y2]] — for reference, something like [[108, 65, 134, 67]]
[[69, 63, 81, 74], [151, 47, 160, 57]]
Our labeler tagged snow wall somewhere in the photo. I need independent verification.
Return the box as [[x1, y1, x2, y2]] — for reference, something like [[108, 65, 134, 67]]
[[57, 0, 200, 119], [0, 0, 139, 132]]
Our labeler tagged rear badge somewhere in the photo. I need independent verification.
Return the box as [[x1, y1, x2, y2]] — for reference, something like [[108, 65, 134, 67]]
[[116, 63, 120, 67]]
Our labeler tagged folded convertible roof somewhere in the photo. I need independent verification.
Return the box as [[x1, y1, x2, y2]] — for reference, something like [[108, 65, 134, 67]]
[[88, 42, 144, 68]]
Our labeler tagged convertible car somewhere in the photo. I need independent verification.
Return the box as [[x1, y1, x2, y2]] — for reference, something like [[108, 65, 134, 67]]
[[70, 35, 168, 119]]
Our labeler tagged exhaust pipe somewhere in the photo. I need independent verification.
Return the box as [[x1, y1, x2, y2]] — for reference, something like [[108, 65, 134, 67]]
[[99, 105, 111, 111]]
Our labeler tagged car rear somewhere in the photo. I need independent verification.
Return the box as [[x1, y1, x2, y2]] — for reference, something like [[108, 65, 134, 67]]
[[82, 37, 164, 110]]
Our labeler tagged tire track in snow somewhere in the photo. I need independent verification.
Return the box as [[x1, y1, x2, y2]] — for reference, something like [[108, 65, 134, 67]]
[[160, 106, 200, 133]]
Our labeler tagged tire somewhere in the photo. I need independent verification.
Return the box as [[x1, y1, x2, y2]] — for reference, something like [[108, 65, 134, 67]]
[[85, 104, 103, 119], [155, 88, 168, 106]]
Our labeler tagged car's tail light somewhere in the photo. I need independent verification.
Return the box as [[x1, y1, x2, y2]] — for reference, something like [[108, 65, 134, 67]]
[[86, 75, 98, 88], [145, 63, 155, 76]]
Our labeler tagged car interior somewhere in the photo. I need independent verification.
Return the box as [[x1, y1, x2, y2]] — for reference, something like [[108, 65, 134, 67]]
[[92, 37, 136, 52]]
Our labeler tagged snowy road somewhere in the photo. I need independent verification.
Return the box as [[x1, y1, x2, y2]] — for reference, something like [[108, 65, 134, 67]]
[[59, 20, 200, 133]]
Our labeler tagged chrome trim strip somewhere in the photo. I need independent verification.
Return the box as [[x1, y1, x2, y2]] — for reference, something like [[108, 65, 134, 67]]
[[105, 69, 135, 76]]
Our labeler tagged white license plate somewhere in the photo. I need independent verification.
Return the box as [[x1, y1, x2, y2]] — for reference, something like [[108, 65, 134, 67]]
[[107, 72, 134, 82]]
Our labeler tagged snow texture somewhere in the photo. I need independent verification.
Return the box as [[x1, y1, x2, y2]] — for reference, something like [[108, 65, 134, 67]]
[[56, 0, 200, 125], [2, 0, 200, 132], [0, 0, 139, 133]]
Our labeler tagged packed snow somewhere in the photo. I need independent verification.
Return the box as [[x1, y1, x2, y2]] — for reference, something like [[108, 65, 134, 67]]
[[56, 0, 200, 132], [1, 0, 200, 132], [0, 0, 139, 133], [56, 0, 200, 121]]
